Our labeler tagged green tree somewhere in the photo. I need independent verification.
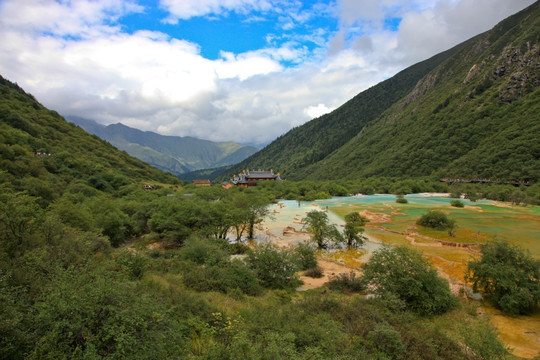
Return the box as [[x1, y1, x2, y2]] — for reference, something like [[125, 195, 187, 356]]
[[450, 199, 464, 208], [148, 197, 203, 243], [416, 210, 456, 233], [343, 212, 368, 247], [246, 193, 271, 240], [396, 194, 408, 204], [362, 246, 457, 315], [466, 240, 540, 315], [89, 198, 129, 247], [302, 210, 343, 249]]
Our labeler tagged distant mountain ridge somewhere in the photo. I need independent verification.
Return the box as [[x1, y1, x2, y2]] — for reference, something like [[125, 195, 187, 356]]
[[218, 2, 539, 183], [67, 116, 259, 175]]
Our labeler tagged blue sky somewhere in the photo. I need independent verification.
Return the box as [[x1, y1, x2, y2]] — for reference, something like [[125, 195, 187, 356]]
[[119, 1, 339, 61], [0, 0, 535, 145]]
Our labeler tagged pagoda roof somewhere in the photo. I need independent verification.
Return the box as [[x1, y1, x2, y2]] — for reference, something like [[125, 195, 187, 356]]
[[231, 170, 282, 185], [244, 171, 280, 179]]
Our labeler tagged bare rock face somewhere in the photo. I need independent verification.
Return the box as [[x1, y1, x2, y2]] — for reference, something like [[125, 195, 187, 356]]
[[464, 64, 480, 83], [404, 71, 441, 106], [496, 42, 539, 103]]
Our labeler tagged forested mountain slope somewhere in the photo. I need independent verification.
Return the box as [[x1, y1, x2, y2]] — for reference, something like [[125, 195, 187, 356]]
[[223, 2, 539, 183], [68, 116, 258, 175], [0, 76, 179, 204]]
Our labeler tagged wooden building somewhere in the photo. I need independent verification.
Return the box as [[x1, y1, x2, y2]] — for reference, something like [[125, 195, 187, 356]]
[[192, 179, 211, 187], [231, 170, 282, 188]]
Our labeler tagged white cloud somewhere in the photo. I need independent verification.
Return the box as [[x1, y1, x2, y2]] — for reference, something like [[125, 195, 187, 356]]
[[0, 0, 143, 37], [160, 0, 273, 22], [333, 0, 536, 67], [0, 0, 536, 147], [216, 51, 283, 80], [304, 104, 336, 119]]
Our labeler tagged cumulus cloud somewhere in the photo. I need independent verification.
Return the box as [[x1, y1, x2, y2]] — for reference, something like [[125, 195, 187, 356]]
[[304, 104, 336, 119], [0, 0, 536, 146], [160, 0, 273, 22], [0, 0, 143, 37], [333, 0, 536, 67]]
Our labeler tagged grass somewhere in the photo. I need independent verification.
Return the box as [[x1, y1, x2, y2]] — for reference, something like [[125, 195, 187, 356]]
[[329, 196, 540, 258]]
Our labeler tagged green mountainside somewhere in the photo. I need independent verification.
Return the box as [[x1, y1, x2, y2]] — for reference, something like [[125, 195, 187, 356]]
[[222, 2, 539, 183], [68, 116, 259, 175], [0, 76, 178, 203]]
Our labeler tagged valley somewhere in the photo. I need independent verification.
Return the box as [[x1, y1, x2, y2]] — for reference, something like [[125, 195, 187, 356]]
[[0, 2, 538, 359]]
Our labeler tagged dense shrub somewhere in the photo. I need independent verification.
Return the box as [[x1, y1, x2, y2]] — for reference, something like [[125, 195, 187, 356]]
[[328, 272, 365, 292], [368, 323, 404, 359], [29, 269, 188, 359], [416, 210, 455, 231], [292, 241, 318, 270], [450, 199, 464, 207], [362, 246, 457, 315], [461, 321, 509, 359], [181, 256, 262, 296], [247, 243, 300, 289], [115, 250, 147, 280], [467, 240, 540, 315], [224, 259, 263, 296], [179, 237, 228, 266]]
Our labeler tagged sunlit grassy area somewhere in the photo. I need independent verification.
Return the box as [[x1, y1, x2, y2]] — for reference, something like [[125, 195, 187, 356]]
[[325, 195, 540, 257]]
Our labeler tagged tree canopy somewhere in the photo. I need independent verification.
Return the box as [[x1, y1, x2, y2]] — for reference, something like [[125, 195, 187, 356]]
[[416, 210, 457, 236], [343, 212, 368, 247], [362, 246, 458, 316], [302, 210, 342, 249], [467, 240, 540, 315]]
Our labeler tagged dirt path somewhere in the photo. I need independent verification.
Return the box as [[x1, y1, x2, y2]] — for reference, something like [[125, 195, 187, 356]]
[[298, 258, 360, 291]]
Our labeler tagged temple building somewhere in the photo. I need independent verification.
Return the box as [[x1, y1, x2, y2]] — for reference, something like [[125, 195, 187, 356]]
[[192, 179, 211, 187], [231, 170, 282, 187]]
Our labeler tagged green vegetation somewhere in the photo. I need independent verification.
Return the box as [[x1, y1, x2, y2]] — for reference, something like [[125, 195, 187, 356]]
[[467, 240, 540, 315], [302, 210, 343, 249], [362, 246, 458, 316], [328, 272, 365, 292], [247, 243, 300, 290], [396, 194, 408, 204], [343, 212, 368, 247], [0, 77, 179, 200], [292, 241, 318, 270], [302, 210, 368, 249], [417, 210, 457, 237], [220, 2, 539, 184], [2, 15, 534, 356], [450, 199, 465, 207]]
